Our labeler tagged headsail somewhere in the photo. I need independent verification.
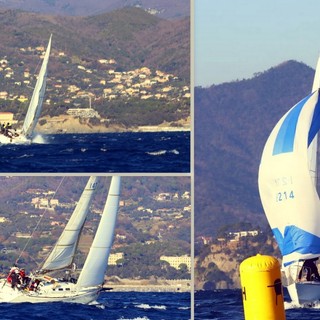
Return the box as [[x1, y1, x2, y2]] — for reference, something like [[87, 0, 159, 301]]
[[41, 176, 99, 272], [22, 35, 52, 139], [258, 89, 320, 266], [76, 176, 121, 289]]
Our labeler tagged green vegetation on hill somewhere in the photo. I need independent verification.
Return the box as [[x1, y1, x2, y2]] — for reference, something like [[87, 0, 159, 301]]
[[0, 176, 190, 280], [0, 8, 190, 79], [0, 8, 190, 129], [108, 241, 190, 279]]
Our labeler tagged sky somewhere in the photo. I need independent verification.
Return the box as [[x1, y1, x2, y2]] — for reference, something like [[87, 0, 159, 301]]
[[195, 0, 320, 87]]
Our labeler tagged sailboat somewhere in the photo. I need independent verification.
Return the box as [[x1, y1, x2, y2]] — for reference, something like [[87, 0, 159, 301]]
[[258, 57, 320, 305], [0, 176, 121, 304], [0, 35, 52, 144]]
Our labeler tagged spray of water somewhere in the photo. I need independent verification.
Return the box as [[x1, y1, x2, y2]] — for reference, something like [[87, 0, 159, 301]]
[[32, 134, 47, 144]]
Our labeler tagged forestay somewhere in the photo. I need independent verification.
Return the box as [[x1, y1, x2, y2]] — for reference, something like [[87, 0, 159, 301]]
[[258, 89, 320, 266]]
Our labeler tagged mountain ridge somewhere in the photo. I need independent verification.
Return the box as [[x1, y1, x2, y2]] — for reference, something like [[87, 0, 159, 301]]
[[0, 0, 189, 19], [0, 7, 190, 80], [195, 60, 315, 237]]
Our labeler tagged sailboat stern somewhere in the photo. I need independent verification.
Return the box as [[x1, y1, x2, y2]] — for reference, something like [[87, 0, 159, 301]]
[[287, 281, 320, 304]]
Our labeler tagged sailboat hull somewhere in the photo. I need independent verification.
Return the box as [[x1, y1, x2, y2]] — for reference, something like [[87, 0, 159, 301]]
[[0, 132, 30, 144], [0, 280, 100, 304], [287, 282, 320, 304]]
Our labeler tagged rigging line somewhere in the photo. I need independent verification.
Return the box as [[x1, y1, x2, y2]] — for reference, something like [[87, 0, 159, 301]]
[[15, 176, 66, 266]]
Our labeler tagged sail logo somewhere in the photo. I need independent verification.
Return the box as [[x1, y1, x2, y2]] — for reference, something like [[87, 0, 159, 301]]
[[274, 176, 293, 186]]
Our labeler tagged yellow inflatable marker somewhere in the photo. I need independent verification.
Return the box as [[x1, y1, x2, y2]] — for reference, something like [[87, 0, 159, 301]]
[[240, 254, 286, 320]]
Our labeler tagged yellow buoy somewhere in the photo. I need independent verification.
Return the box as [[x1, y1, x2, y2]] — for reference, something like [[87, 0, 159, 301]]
[[240, 254, 286, 320]]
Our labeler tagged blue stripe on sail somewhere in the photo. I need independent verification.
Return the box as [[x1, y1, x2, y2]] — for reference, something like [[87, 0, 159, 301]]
[[272, 226, 320, 266], [308, 92, 320, 146], [273, 93, 313, 155]]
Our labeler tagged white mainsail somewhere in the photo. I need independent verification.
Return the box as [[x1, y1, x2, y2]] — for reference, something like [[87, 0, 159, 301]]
[[76, 176, 121, 289], [21, 35, 52, 139], [41, 176, 99, 272]]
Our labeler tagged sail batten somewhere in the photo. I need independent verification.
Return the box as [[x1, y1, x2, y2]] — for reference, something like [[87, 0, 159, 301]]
[[22, 35, 51, 139], [41, 176, 99, 272]]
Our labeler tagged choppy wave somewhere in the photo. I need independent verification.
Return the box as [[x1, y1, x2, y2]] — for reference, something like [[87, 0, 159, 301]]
[[0, 132, 190, 173], [17, 153, 33, 159], [146, 149, 179, 156], [0, 292, 190, 320], [135, 303, 167, 310], [147, 150, 167, 156], [195, 289, 320, 319], [285, 300, 320, 310], [118, 317, 150, 320]]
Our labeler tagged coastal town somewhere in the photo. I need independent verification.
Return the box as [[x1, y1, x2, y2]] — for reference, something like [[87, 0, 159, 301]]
[[0, 42, 190, 132]]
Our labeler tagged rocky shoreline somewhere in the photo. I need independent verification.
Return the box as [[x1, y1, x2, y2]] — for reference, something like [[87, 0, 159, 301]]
[[104, 277, 191, 293], [36, 115, 191, 134]]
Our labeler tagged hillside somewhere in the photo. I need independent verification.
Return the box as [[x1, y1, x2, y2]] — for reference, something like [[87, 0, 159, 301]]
[[0, 8, 190, 79], [0, 0, 189, 19], [0, 7, 190, 130], [0, 176, 191, 280], [195, 60, 315, 237]]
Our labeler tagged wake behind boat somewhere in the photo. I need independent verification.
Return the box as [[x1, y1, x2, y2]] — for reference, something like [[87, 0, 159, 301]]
[[0, 176, 121, 304], [258, 56, 320, 305], [0, 35, 52, 144]]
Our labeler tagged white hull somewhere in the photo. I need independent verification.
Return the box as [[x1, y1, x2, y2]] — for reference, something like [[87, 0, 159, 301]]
[[287, 282, 320, 304], [0, 133, 30, 145], [0, 280, 100, 304]]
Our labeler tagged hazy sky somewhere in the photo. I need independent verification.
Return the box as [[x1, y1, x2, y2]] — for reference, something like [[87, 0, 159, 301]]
[[195, 0, 320, 87]]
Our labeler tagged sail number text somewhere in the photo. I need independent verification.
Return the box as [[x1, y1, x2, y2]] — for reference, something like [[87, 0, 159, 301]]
[[276, 191, 295, 202], [274, 176, 293, 186]]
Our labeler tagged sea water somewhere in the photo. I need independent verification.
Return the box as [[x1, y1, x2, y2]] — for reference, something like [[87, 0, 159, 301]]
[[195, 290, 320, 319], [0, 131, 190, 173], [0, 291, 190, 320]]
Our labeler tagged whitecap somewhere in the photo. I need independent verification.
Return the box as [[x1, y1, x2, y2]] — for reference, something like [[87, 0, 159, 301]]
[[118, 317, 150, 320], [89, 300, 105, 309], [152, 305, 166, 310], [284, 300, 318, 309], [178, 306, 190, 310], [17, 153, 33, 159], [170, 149, 179, 155], [135, 303, 166, 310], [60, 148, 73, 153], [146, 150, 167, 156]]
